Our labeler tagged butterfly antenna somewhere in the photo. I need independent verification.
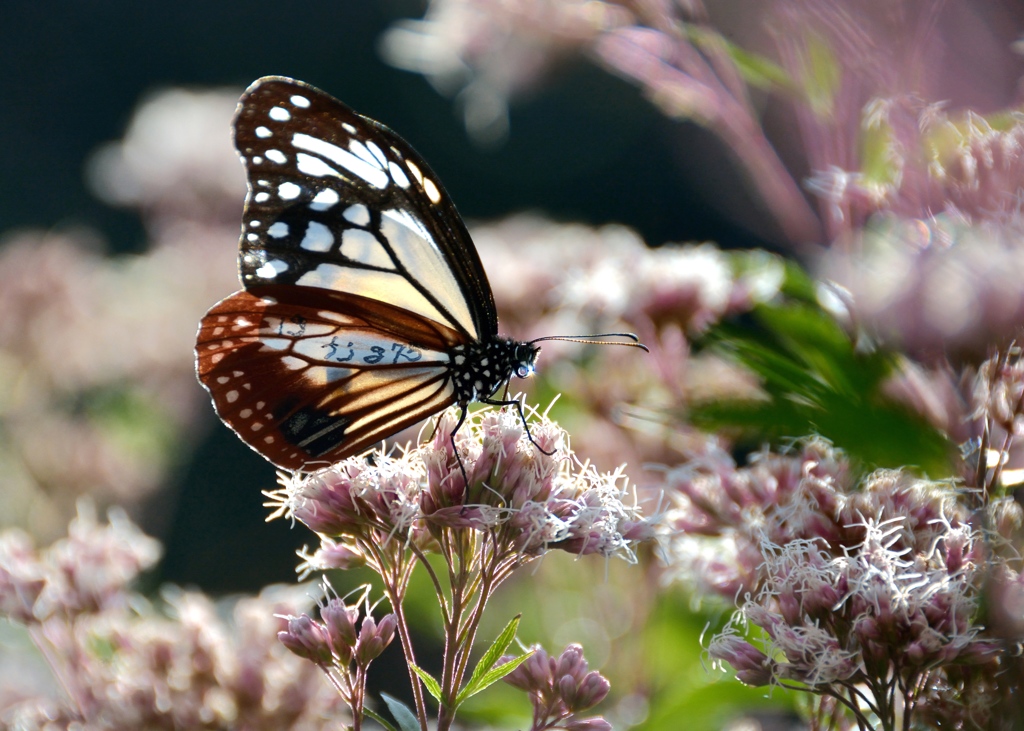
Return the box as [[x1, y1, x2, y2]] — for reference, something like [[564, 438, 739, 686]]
[[529, 332, 650, 353]]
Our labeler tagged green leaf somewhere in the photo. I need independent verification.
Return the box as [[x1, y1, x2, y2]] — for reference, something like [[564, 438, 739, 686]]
[[409, 664, 442, 703], [458, 650, 536, 707], [455, 615, 522, 707], [380, 693, 418, 731], [690, 277, 953, 474]]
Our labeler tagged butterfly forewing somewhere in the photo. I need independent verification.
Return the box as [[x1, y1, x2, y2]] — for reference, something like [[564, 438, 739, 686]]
[[233, 77, 496, 341]]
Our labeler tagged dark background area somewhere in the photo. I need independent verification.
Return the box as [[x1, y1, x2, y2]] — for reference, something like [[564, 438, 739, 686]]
[[0, 1, 766, 251], [0, 1, 768, 592]]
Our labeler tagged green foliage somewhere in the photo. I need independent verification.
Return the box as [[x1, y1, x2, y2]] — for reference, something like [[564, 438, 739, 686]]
[[641, 590, 796, 731], [412, 615, 533, 711], [456, 615, 532, 707], [381, 693, 418, 731], [410, 663, 443, 703], [691, 263, 952, 474], [85, 385, 179, 465]]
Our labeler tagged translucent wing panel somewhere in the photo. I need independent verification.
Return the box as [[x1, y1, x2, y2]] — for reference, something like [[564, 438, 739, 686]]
[[232, 77, 495, 341], [196, 290, 458, 470]]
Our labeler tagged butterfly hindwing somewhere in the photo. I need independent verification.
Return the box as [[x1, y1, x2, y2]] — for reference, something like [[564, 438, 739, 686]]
[[233, 77, 497, 342], [196, 287, 460, 469]]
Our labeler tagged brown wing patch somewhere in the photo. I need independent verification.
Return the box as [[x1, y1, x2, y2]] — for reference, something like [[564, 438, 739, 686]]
[[196, 289, 459, 470]]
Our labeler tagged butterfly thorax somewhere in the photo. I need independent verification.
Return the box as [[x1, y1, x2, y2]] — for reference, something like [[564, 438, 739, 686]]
[[448, 337, 539, 406]]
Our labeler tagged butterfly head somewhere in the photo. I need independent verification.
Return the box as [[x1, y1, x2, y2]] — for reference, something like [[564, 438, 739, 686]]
[[512, 341, 541, 380]]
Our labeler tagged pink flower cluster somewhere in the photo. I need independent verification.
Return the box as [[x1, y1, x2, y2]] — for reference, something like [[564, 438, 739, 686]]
[[274, 406, 656, 566], [663, 433, 1022, 726], [501, 643, 612, 731], [0, 506, 346, 730], [277, 588, 398, 720]]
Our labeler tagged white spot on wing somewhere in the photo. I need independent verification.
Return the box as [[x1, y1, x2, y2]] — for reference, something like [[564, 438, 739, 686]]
[[259, 337, 289, 350], [323, 367, 354, 383], [278, 182, 302, 200], [407, 160, 424, 184], [296, 153, 338, 178], [290, 94, 311, 108], [256, 260, 289, 278], [292, 133, 389, 189], [317, 311, 354, 324], [269, 106, 291, 122], [343, 203, 371, 226], [254, 192, 270, 203], [343, 123, 357, 134], [366, 141, 388, 167], [310, 188, 340, 211], [300, 221, 335, 252], [349, 139, 384, 169], [256, 126, 272, 138], [389, 162, 410, 188], [246, 233, 259, 242], [266, 149, 287, 164], [342, 229, 393, 269], [423, 177, 441, 204], [268, 221, 289, 238]]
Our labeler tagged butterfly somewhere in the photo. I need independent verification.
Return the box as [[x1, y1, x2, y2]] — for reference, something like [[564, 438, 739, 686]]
[[195, 76, 644, 473]]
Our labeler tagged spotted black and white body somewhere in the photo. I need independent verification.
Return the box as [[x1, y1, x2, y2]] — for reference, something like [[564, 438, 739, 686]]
[[195, 77, 547, 471], [448, 339, 539, 405]]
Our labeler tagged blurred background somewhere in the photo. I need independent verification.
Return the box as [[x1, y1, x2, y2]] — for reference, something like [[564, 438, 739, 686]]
[[1, 0, 775, 590], [4, 2, 1024, 729]]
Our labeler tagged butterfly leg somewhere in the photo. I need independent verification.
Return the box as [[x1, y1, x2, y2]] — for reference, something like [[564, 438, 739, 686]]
[[480, 397, 557, 456], [449, 405, 471, 489]]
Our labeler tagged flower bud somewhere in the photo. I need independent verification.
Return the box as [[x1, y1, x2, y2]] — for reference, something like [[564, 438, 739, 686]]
[[376, 613, 398, 647], [278, 614, 332, 665], [321, 599, 359, 665], [354, 613, 397, 665], [503, 649, 551, 693], [554, 644, 588, 682], [317, 542, 366, 570], [708, 635, 773, 687], [567, 672, 611, 711]]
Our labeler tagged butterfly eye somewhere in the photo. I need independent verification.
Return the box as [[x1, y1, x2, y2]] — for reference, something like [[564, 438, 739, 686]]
[[515, 364, 532, 379]]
